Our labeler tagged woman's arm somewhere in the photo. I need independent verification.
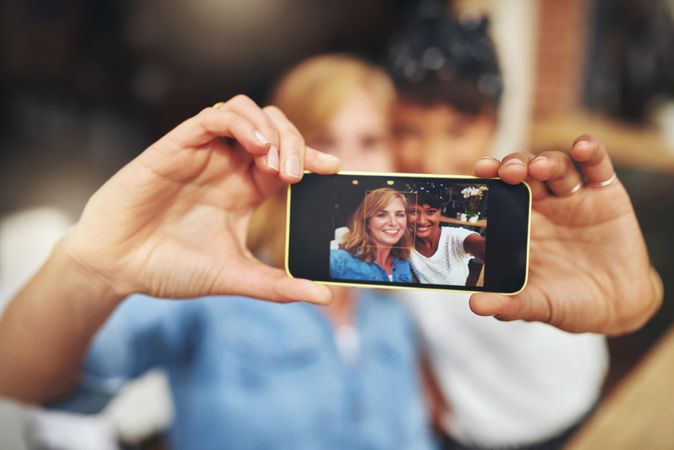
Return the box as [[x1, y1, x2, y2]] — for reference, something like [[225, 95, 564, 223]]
[[463, 234, 486, 261], [0, 239, 122, 403], [0, 96, 341, 403]]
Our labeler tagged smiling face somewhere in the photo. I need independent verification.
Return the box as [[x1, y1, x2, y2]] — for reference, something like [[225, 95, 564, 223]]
[[366, 196, 407, 247], [406, 202, 441, 240]]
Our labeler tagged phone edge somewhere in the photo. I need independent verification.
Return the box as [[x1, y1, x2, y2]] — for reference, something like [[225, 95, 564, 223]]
[[284, 171, 532, 297]]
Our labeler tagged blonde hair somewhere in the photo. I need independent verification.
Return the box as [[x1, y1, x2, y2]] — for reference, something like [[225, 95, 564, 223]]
[[247, 54, 396, 268], [340, 188, 412, 263], [272, 54, 396, 142]]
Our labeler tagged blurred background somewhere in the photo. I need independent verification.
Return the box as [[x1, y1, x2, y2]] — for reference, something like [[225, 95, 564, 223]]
[[1, 0, 673, 449]]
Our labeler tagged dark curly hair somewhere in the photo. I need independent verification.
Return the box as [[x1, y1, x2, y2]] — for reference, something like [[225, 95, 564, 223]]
[[386, 1, 502, 117]]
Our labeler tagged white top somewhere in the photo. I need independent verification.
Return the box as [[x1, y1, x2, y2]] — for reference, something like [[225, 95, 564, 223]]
[[411, 226, 477, 285], [402, 291, 608, 447]]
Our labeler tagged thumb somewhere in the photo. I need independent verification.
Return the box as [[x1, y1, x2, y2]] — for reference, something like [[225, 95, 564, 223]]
[[468, 293, 512, 318], [219, 259, 333, 305], [469, 289, 549, 323]]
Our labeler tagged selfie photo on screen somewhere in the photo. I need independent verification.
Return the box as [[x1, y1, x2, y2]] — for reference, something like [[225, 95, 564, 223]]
[[289, 172, 527, 294], [328, 177, 488, 287]]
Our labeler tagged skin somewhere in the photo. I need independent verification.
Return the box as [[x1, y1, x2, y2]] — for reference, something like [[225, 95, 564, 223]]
[[394, 102, 495, 175], [366, 196, 407, 275], [471, 137, 662, 335], [0, 95, 342, 402], [406, 202, 486, 261], [308, 89, 394, 173], [406, 203, 442, 257]]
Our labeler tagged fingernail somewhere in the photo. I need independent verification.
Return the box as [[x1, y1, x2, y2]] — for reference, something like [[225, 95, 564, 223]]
[[267, 146, 279, 171], [478, 156, 500, 162], [531, 155, 548, 164], [575, 140, 591, 150], [318, 152, 340, 163], [254, 130, 270, 145], [503, 159, 524, 168], [284, 154, 302, 179]]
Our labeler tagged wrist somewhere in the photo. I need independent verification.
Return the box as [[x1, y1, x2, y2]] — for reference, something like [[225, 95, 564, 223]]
[[57, 231, 128, 307], [613, 265, 664, 336]]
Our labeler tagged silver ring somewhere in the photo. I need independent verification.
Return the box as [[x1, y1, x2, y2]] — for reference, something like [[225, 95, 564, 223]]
[[588, 172, 617, 188], [557, 181, 583, 197]]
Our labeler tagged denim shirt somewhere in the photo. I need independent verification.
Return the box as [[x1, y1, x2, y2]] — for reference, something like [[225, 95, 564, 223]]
[[330, 249, 413, 283], [59, 291, 433, 450]]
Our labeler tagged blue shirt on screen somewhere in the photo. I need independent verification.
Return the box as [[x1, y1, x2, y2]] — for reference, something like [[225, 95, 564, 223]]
[[57, 291, 433, 450], [330, 248, 413, 283]]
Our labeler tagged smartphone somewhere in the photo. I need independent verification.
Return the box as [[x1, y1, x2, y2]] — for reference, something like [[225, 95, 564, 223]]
[[286, 172, 531, 295]]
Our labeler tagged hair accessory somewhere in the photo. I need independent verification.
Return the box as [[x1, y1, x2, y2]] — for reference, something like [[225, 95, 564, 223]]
[[386, 1, 502, 103]]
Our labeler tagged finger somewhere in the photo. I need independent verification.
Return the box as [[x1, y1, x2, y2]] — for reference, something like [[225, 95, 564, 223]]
[[219, 95, 280, 148], [475, 156, 547, 199], [570, 135, 617, 186], [469, 289, 551, 324], [167, 107, 270, 156], [253, 149, 280, 176], [264, 106, 306, 183], [528, 151, 583, 197], [473, 156, 500, 178], [303, 147, 341, 174], [225, 260, 333, 305], [218, 95, 281, 172], [497, 153, 535, 184], [527, 179, 549, 201]]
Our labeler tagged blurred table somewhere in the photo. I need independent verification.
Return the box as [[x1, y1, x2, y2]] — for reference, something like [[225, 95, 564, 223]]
[[442, 218, 488, 228], [565, 325, 674, 450]]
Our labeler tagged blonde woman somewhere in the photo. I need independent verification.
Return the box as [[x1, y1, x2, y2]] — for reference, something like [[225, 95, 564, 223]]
[[245, 54, 433, 449], [330, 187, 414, 282], [242, 54, 434, 449], [248, 54, 396, 265], [14, 54, 432, 450]]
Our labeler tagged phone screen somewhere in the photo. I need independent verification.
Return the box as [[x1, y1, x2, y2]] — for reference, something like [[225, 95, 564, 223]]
[[286, 172, 530, 294]]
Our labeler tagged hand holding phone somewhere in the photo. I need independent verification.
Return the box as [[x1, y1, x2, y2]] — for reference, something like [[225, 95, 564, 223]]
[[470, 137, 662, 335], [64, 98, 340, 305]]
